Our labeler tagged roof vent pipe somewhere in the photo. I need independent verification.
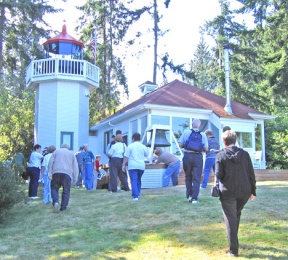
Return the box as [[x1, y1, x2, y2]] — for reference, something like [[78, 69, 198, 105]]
[[224, 44, 233, 114]]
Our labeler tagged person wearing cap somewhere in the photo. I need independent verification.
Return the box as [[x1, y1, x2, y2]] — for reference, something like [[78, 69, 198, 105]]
[[154, 148, 180, 187], [42, 147, 49, 156]]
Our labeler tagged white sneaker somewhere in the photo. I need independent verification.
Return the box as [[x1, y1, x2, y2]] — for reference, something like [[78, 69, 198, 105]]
[[53, 202, 60, 213], [132, 198, 139, 201], [192, 199, 199, 204], [29, 196, 39, 200], [188, 196, 192, 203]]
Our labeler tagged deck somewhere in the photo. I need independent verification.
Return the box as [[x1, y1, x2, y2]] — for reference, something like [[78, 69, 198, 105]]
[[178, 169, 288, 185]]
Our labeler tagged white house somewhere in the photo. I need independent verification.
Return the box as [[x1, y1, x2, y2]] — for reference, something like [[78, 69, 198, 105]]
[[90, 80, 275, 169]]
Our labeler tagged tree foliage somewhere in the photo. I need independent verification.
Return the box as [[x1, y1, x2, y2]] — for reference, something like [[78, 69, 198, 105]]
[[77, 0, 148, 123], [0, 162, 25, 223], [203, 0, 288, 168], [0, 0, 65, 161], [185, 35, 218, 91]]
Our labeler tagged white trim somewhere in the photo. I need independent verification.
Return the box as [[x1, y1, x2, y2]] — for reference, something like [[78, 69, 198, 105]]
[[144, 104, 213, 114], [90, 104, 146, 130], [248, 113, 276, 120]]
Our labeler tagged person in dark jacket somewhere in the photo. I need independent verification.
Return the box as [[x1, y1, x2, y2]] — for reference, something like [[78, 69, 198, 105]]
[[215, 130, 256, 257]]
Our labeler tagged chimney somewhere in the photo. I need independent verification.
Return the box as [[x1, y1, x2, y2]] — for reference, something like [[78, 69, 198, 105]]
[[224, 44, 233, 114], [138, 81, 158, 96]]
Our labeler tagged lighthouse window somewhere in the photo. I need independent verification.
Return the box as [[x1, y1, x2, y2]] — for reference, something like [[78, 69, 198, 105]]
[[61, 132, 74, 150]]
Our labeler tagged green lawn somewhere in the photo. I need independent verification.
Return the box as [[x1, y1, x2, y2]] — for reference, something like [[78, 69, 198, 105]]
[[0, 181, 287, 259]]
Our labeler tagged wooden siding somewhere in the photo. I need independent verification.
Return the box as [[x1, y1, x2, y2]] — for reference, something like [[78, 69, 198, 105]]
[[178, 169, 288, 185]]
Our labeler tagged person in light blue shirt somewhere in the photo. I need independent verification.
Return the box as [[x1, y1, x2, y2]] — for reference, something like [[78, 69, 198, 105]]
[[122, 133, 148, 201], [40, 145, 56, 204], [27, 144, 43, 199]]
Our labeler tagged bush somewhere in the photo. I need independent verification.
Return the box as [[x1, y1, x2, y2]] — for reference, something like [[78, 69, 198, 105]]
[[0, 162, 25, 222]]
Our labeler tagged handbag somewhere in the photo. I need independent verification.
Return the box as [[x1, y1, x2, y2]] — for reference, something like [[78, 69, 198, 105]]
[[211, 183, 220, 197]]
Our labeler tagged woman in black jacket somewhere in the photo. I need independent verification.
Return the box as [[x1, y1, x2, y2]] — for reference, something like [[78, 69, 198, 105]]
[[215, 130, 256, 257]]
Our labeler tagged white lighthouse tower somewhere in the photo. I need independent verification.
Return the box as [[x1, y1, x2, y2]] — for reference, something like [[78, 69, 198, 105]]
[[26, 24, 99, 151]]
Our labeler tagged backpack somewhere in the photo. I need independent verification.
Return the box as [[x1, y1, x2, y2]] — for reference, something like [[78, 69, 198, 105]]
[[184, 130, 204, 152]]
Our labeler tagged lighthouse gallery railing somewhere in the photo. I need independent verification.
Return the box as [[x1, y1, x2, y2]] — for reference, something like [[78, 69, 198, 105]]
[[26, 58, 99, 88]]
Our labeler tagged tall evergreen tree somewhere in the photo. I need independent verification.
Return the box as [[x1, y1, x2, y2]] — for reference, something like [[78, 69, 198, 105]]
[[0, 0, 66, 161], [185, 35, 218, 91], [205, 0, 288, 168], [77, 0, 148, 122], [0, 0, 62, 95]]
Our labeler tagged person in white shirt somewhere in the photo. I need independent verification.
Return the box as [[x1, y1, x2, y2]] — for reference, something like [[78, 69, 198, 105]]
[[122, 133, 148, 201]]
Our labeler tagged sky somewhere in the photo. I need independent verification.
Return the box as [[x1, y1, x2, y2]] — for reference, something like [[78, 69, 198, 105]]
[[45, 0, 224, 101]]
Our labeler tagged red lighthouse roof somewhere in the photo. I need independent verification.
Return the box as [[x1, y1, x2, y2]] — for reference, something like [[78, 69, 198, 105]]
[[42, 23, 84, 48]]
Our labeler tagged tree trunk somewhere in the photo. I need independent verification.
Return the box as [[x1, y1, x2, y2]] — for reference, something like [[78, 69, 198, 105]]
[[153, 0, 158, 84], [0, 5, 5, 80]]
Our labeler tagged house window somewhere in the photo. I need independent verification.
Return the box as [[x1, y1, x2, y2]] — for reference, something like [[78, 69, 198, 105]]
[[61, 132, 74, 150], [104, 130, 113, 154], [198, 119, 209, 132], [171, 117, 189, 156], [131, 119, 138, 134], [172, 117, 189, 140], [237, 132, 252, 148], [122, 135, 128, 145], [210, 122, 219, 141], [140, 116, 147, 138], [151, 115, 169, 125]]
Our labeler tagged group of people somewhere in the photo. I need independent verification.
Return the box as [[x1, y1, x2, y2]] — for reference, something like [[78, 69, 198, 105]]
[[26, 142, 103, 212], [26, 144, 78, 212], [22, 119, 255, 256], [179, 119, 256, 257]]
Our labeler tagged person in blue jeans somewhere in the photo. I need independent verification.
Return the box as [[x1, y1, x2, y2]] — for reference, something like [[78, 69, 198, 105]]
[[27, 144, 43, 199], [122, 133, 148, 201], [201, 129, 220, 189], [48, 144, 79, 212], [82, 144, 95, 190], [154, 148, 180, 187], [40, 145, 56, 204]]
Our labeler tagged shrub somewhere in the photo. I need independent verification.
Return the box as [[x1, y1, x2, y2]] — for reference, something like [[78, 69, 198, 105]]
[[0, 161, 25, 222]]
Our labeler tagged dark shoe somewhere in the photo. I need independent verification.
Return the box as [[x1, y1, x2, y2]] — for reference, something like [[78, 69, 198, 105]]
[[227, 251, 238, 257]]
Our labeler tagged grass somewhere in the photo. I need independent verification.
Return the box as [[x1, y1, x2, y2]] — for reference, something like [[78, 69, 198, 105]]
[[0, 181, 287, 259]]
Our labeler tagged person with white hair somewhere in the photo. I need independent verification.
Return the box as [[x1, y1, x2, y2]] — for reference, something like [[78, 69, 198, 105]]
[[48, 144, 79, 212], [82, 144, 95, 190], [178, 119, 208, 204]]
